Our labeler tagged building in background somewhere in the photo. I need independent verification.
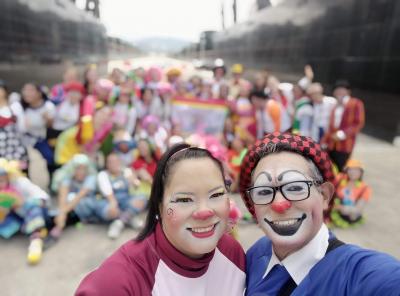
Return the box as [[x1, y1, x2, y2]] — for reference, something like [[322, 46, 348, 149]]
[[0, 0, 107, 90]]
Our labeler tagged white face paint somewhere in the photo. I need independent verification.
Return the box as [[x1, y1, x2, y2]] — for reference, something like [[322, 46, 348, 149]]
[[252, 152, 329, 257], [161, 158, 230, 258]]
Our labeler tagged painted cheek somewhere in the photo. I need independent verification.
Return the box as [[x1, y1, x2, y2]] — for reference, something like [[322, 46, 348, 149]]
[[164, 206, 185, 224], [192, 209, 214, 220], [271, 200, 292, 213], [167, 208, 174, 217]]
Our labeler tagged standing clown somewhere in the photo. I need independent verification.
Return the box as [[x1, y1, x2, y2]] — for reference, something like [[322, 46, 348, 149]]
[[239, 132, 400, 295]]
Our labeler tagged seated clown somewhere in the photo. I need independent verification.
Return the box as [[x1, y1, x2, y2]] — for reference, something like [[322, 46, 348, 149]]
[[48, 154, 117, 243], [0, 159, 50, 265], [98, 153, 147, 239], [330, 159, 371, 228]]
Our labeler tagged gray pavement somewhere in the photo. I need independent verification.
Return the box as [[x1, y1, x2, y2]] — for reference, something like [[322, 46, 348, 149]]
[[1, 133, 399, 296]]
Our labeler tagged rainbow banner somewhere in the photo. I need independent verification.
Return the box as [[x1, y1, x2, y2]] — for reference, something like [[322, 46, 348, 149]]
[[171, 97, 229, 135]]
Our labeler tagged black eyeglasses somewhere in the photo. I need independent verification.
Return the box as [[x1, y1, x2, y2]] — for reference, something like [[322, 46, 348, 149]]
[[246, 180, 319, 205]]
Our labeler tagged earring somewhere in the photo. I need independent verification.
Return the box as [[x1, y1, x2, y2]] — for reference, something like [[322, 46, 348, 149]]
[[225, 179, 232, 189], [155, 214, 159, 220]]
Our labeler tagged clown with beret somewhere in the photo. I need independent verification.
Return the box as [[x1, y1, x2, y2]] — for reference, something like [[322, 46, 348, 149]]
[[239, 132, 400, 295]]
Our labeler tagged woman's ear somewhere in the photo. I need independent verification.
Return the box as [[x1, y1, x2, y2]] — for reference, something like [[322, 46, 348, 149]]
[[320, 181, 334, 210]]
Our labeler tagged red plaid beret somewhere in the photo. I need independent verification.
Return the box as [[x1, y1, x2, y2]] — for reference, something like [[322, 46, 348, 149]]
[[239, 132, 334, 218]]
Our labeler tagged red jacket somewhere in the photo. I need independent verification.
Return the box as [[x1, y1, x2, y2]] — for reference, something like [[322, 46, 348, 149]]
[[322, 97, 365, 153]]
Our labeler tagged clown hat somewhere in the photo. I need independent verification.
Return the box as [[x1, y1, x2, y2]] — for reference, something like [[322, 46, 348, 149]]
[[231, 64, 244, 74], [64, 81, 85, 96], [345, 159, 364, 170]]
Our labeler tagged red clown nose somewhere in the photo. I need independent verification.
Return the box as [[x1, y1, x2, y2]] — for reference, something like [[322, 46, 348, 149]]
[[192, 209, 214, 220], [271, 200, 292, 213]]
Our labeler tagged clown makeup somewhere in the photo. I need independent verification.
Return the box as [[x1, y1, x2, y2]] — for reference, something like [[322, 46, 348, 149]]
[[166, 208, 176, 221], [253, 170, 309, 236], [161, 158, 230, 259], [252, 152, 331, 259]]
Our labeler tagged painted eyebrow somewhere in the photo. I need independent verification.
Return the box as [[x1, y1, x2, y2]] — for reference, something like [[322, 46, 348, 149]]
[[169, 193, 194, 203], [173, 186, 226, 197], [208, 186, 226, 193], [253, 171, 272, 182], [173, 192, 195, 196], [277, 170, 307, 181]]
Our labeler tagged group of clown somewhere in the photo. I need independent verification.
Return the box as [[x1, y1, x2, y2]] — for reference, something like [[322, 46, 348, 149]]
[[0, 60, 371, 265]]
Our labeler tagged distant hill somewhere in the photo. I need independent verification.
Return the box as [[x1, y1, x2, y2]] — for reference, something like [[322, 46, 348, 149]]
[[132, 36, 191, 54]]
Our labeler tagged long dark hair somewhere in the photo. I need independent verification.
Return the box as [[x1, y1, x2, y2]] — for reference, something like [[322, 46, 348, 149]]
[[136, 143, 226, 241], [21, 83, 48, 110], [83, 64, 96, 95]]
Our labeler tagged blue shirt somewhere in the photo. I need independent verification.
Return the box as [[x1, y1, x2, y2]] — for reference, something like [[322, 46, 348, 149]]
[[246, 235, 400, 295]]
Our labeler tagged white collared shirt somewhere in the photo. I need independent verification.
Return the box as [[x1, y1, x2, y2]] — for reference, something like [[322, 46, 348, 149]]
[[334, 95, 350, 129], [262, 224, 329, 285], [311, 96, 337, 142]]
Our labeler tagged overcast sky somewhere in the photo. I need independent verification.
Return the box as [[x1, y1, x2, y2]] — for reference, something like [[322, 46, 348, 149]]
[[93, 0, 253, 42]]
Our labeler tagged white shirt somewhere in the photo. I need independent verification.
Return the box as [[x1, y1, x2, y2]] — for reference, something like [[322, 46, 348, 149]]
[[134, 96, 164, 120], [113, 102, 137, 135], [333, 95, 350, 129], [53, 99, 80, 130], [12, 177, 49, 202], [152, 248, 245, 296], [139, 127, 168, 153], [294, 97, 313, 137], [279, 82, 294, 111], [256, 109, 274, 138], [211, 78, 227, 98], [312, 96, 336, 142], [0, 102, 26, 133], [24, 100, 56, 139], [262, 224, 329, 285], [256, 101, 292, 138], [97, 168, 133, 196]]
